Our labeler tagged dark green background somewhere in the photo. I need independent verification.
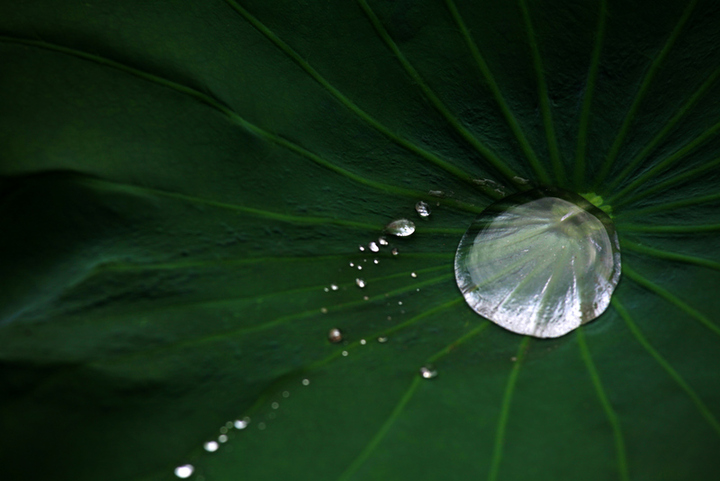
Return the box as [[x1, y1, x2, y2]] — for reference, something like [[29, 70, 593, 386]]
[[1, 1, 719, 480]]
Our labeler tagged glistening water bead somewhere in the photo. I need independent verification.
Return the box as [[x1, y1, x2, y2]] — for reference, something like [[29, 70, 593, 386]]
[[454, 188, 621, 338]]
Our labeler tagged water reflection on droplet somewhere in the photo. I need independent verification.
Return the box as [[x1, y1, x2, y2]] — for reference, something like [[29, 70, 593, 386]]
[[328, 328, 343, 343], [385, 219, 416, 237], [356, 278, 366, 288], [369, 241, 380, 252], [415, 201, 431, 218], [420, 366, 438, 379], [342, 350, 349, 357], [454, 188, 621, 338], [175, 465, 194, 479], [204, 441, 219, 452]]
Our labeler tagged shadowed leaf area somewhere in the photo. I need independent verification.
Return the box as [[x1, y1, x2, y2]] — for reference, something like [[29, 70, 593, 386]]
[[1, 0, 719, 480]]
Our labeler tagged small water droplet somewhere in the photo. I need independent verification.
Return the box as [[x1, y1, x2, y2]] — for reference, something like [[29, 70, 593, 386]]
[[373, 259, 379, 264], [391, 248, 399, 256], [363, 295, 369, 301], [302, 379, 310, 386], [324, 287, 329, 292], [271, 402, 279, 409], [378, 237, 388, 246], [175, 465, 194, 479], [377, 336, 388, 343], [359, 245, 365, 252], [204, 441, 219, 452], [342, 350, 349, 357], [320, 307, 328, 314], [411, 272, 417, 278], [328, 328, 343, 343], [234, 419, 248, 429], [356, 278, 366, 288], [219, 426, 228, 434], [331, 284, 339, 291], [258, 422, 266, 430], [398, 301, 403, 305], [357, 265, 362, 270], [513, 176, 530, 185], [360, 339, 366, 345], [218, 434, 228, 443], [420, 366, 438, 379], [415, 201, 431, 218], [369, 241, 380, 252], [385, 219, 416, 237], [349, 262, 355, 267], [429, 190, 445, 198], [282, 391, 290, 398], [454, 188, 621, 338]]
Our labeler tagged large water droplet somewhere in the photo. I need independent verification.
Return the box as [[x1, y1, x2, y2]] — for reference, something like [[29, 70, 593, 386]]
[[454, 188, 620, 338], [385, 219, 416, 237]]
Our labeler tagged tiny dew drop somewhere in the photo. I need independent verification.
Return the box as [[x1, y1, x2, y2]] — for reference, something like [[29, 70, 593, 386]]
[[369, 241, 380, 252], [391, 248, 399, 256], [419, 366, 438, 379], [175, 465, 194, 479], [377, 336, 388, 343], [356, 278, 366, 288], [218, 434, 228, 443], [378, 236, 389, 246], [328, 328, 343, 343], [411, 272, 417, 278], [330, 284, 339, 291], [234, 419, 249, 429], [454, 188, 621, 338], [385, 219, 416, 237], [204, 441, 219, 452], [415, 201, 431, 218]]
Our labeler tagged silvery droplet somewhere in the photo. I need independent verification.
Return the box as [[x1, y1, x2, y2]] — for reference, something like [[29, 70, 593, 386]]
[[411, 272, 417, 278], [302, 379, 310, 386], [360, 339, 367, 345], [377, 336, 388, 343], [385, 219, 416, 237], [415, 201, 431, 218], [330, 284, 339, 291], [356, 278, 366, 288], [369, 241, 380, 252], [234, 419, 248, 429], [378, 237, 389, 246], [324, 287, 329, 292], [454, 188, 621, 338], [328, 328, 343, 343], [204, 441, 219, 452], [174, 465, 194, 479], [359, 245, 365, 252], [218, 434, 228, 443], [342, 350, 349, 356], [349, 262, 354, 267], [420, 366, 438, 379]]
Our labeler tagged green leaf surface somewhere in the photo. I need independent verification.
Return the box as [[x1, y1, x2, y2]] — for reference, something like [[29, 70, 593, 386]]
[[1, 1, 719, 480]]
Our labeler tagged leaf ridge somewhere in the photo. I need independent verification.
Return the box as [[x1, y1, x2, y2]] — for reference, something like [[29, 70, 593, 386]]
[[443, 0, 549, 185], [577, 327, 630, 481], [593, 0, 698, 188], [355, 0, 522, 188], [574, 0, 608, 188], [623, 265, 720, 338], [488, 336, 531, 481], [622, 239, 720, 271], [613, 298, 720, 437], [222, 0, 500, 199], [518, 0, 564, 186], [337, 321, 490, 481]]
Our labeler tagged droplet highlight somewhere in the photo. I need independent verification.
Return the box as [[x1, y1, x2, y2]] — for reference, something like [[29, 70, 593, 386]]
[[369, 241, 380, 252], [204, 441, 219, 452], [420, 366, 438, 379], [385, 219, 415, 237], [356, 278, 366, 288], [454, 188, 621, 338], [175, 465, 194, 479]]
